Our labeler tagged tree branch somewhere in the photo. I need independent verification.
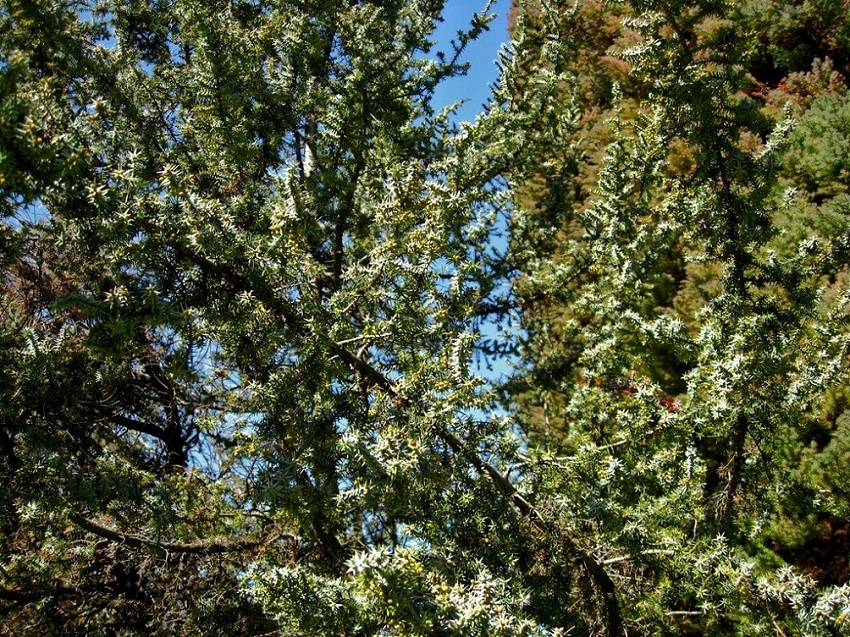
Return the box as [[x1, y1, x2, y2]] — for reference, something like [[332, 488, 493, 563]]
[[112, 414, 169, 441], [69, 513, 292, 556], [111, 414, 188, 468], [165, 233, 621, 635]]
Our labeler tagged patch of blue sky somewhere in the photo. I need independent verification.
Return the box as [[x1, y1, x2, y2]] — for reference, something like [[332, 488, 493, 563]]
[[430, 0, 512, 124]]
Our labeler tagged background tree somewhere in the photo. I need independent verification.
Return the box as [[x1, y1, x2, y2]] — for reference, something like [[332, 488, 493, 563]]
[[507, 0, 850, 634]]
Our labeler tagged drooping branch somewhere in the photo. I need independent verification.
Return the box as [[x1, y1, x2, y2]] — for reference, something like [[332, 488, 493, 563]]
[[69, 513, 293, 556], [437, 426, 622, 637], [166, 233, 622, 635]]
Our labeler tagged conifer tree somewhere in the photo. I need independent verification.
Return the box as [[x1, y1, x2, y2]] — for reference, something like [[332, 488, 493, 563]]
[[507, 0, 850, 634], [0, 1, 549, 634], [4, 0, 850, 635]]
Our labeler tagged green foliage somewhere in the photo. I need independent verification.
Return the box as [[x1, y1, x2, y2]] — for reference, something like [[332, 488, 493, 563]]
[[785, 90, 850, 198], [4, 0, 850, 635], [735, 0, 850, 76], [1, 0, 569, 635], [247, 547, 548, 636], [509, 0, 850, 634]]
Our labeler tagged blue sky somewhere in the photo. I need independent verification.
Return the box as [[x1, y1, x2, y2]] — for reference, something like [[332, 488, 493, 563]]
[[430, 0, 517, 383], [431, 0, 512, 122]]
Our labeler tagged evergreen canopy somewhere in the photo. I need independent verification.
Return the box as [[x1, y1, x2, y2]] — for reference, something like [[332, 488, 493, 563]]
[[2, 0, 850, 635]]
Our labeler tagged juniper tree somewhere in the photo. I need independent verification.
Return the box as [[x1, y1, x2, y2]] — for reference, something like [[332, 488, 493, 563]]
[[0, 0, 557, 634], [5, 0, 850, 635], [507, 0, 850, 634], [0, 0, 638, 634]]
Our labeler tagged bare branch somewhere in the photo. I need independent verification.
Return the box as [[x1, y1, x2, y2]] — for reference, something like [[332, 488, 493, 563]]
[[69, 513, 293, 556]]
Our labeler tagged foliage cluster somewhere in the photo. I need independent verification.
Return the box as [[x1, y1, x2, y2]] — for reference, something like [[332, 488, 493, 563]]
[[509, 0, 850, 633]]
